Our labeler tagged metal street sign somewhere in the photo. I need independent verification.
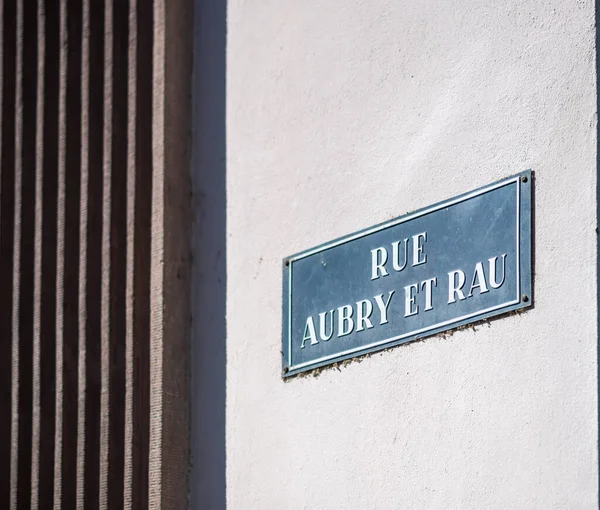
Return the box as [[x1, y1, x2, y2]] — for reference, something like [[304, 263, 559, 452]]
[[282, 171, 532, 377]]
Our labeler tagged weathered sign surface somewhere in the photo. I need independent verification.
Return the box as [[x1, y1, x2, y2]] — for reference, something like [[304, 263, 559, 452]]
[[282, 171, 532, 377]]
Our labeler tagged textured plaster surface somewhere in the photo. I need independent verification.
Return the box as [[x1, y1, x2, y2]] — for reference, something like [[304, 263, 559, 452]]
[[221, 0, 598, 508]]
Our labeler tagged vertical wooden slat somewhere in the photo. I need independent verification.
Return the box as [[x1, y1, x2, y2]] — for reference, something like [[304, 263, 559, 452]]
[[99, 0, 113, 505], [54, 0, 68, 504], [124, 0, 137, 504], [30, 0, 43, 503], [9, 1, 23, 505], [100, 0, 128, 508], [148, 0, 165, 504], [79, 0, 104, 508], [0, 1, 16, 508], [30, 0, 45, 506], [150, 1, 192, 508], [57, 0, 82, 507], [76, 0, 90, 506], [125, 0, 152, 507], [32, 0, 60, 507], [11, 0, 37, 507]]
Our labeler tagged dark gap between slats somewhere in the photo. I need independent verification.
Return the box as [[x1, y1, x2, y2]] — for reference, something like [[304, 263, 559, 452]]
[[60, 0, 82, 508], [0, 1, 16, 507], [16, 1, 38, 508], [106, 0, 128, 507], [83, 0, 105, 508], [37, 0, 60, 505], [131, 1, 152, 508]]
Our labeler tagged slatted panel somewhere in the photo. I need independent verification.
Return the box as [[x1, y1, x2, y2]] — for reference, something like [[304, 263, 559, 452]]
[[12, 1, 37, 507], [0, 1, 191, 509]]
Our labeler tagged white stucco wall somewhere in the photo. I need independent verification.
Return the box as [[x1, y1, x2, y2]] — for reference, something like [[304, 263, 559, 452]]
[[192, 0, 599, 508]]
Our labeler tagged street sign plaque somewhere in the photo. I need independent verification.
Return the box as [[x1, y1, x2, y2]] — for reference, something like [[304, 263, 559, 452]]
[[282, 171, 532, 377]]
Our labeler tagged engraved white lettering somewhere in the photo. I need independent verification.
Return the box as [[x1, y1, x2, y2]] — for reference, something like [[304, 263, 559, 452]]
[[338, 305, 354, 337], [391, 239, 409, 272], [301, 316, 318, 348], [356, 299, 374, 332], [371, 233, 428, 280], [421, 277, 437, 311], [468, 261, 489, 297], [318, 310, 335, 341], [412, 232, 428, 266], [371, 247, 389, 280], [489, 253, 507, 289], [374, 291, 395, 325], [404, 283, 419, 317], [448, 269, 467, 303]]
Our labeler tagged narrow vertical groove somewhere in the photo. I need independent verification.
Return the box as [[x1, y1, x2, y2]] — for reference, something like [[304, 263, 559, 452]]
[[75, 1, 90, 506], [30, 0, 43, 500], [53, 0, 68, 504], [99, 0, 113, 505], [124, 0, 137, 505], [30, 0, 45, 506], [11, 0, 37, 508], [9, 0, 23, 505], [108, 0, 128, 505], [100, 0, 128, 508], [81, 0, 104, 508], [57, 0, 82, 508], [34, 0, 61, 507], [0, 0, 16, 508], [127, 0, 152, 507]]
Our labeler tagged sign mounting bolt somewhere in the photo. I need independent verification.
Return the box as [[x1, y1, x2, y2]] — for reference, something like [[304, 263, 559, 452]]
[[522, 294, 529, 302], [521, 176, 528, 183], [285, 260, 290, 267]]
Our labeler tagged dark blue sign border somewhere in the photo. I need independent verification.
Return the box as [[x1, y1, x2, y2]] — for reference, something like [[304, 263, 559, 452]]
[[282, 171, 532, 377]]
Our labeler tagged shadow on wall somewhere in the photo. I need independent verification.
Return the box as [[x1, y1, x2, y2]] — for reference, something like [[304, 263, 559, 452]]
[[190, 0, 227, 508]]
